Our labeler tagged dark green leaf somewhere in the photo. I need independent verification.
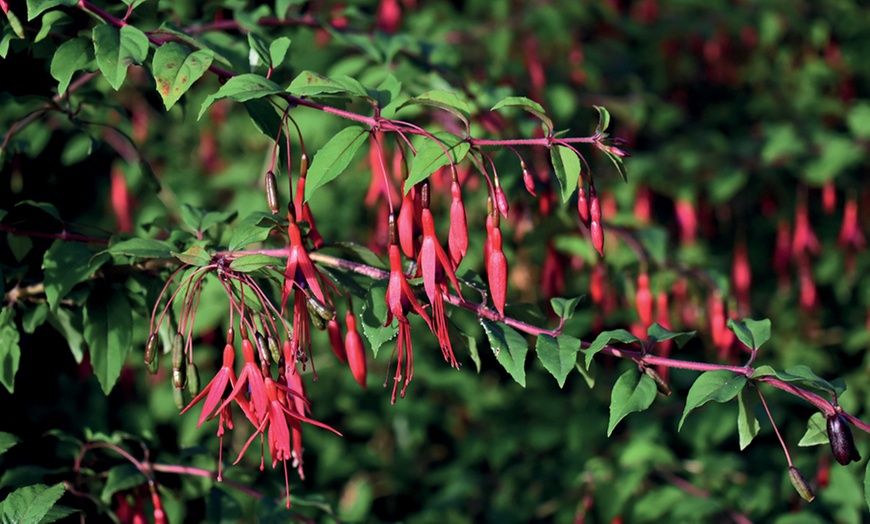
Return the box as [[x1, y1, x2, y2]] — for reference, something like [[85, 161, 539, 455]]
[[549, 145, 581, 202], [244, 98, 283, 139], [227, 212, 280, 251], [50, 37, 95, 94], [679, 370, 748, 430], [399, 90, 471, 128], [100, 464, 143, 503], [92, 24, 149, 90], [603, 148, 628, 182], [481, 319, 528, 387], [199, 74, 283, 119], [575, 360, 596, 388], [585, 329, 640, 369], [21, 303, 48, 334], [172, 246, 212, 267], [798, 412, 829, 447], [360, 280, 397, 358], [647, 323, 695, 348], [536, 334, 580, 388], [7, 235, 32, 262], [550, 296, 582, 320], [737, 388, 759, 450], [593, 105, 610, 133], [35, 11, 70, 42], [303, 127, 368, 202], [608, 369, 657, 436], [47, 308, 85, 363], [26, 0, 77, 20], [491, 96, 553, 131], [106, 237, 175, 259], [0, 308, 20, 394], [14, 201, 61, 222], [0, 432, 21, 456], [152, 42, 214, 110], [84, 291, 132, 394], [43, 240, 107, 310], [247, 32, 270, 68], [406, 133, 469, 192], [229, 254, 282, 273], [757, 365, 844, 397], [0, 483, 65, 524], [727, 318, 771, 351]]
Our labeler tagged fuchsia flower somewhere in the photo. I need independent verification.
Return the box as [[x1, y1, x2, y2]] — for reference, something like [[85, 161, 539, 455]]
[[385, 215, 434, 403], [418, 182, 463, 368], [448, 178, 468, 267], [217, 337, 268, 422], [398, 183, 421, 258], [344, 310, 367, 389]]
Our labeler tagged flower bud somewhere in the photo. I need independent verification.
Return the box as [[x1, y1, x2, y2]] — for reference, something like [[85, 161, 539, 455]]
[[265, 170, 279, 215], [145, 333, 158, 366], [644, 367, 671, 396], [171, 332, 184, 369], [172, 365, 187, 390], [788, 466, 815, 502], [827, 413, 861, 465], [267, 335, 281, 364], [187, 362, 200, 396], [172, 385, 185, 410]]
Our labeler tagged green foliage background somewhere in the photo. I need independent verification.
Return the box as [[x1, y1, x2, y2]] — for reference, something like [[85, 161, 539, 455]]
[[2, 0, 870, 522]]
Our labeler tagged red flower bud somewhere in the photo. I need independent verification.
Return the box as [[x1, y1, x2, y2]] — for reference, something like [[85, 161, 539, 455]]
[[448, 179, 469, 266], [327, 319, 347, 363], [522, 167, 536, 196], [344, 311, 367, 389], [495, 183, 509, 219], [675, 198, 697, 246], [822, 181, 837, 214], [398, 184, 420, 259], [487, 223, 508, 316], [577, 186, 590, 227], [589, 185, 604, 256], [636, 273, 653, 326]]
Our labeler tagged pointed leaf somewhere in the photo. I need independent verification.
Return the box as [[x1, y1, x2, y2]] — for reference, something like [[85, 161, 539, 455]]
[[172, 245, 212, 267], [737, 388, 759, 450], [604, 149, 628, 182], [84, 291, 132, 394], [42, 240, 108, 310], [287, 70, 364, 98], [100, 464, 143, 503], [481, 319, 528, 387], [575, 360, 596, 389], [549, 145, 581, 202], [679, 370, 747, 430], [229, 254, 282, 273], [269, 37, 291, 68], [47, 308, 85, 363], [798, 413, 829, 447], [0, 307, 21, 394], [361, 280, 397, 358], [550, 296, 582, 321], [536, 334, 580, 388], [608, 369, 657, 436], [247, 32, 270, 68], [106, 237, 175, 259], [198, 74, 283, 119], [152, 42, 213, 110], [0, 483, 65, 524], [491, 96, 553, 131], [303, 126, 368, 202], [406, 132, 469, 192], [26, 0, 77, 20], [92, 24, 149, 90], [760, 365, 845, 397], [647, 323, 695, 348], [50, 37, 95, 94], [727, 318, 771, 351], [0, 432, 21, 456], [585, 329, 640, 369], [593, 105, 610, 133], [227, 212, 280, 251], [399, 90, 471, 127]]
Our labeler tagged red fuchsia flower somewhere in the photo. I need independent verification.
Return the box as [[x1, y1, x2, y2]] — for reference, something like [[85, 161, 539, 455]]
[[792, 199, 820, 256], [675, 197, 697, 246], [541, 241, 565, 300], [384, 215, 434, 402], [522, 163, 537, 196], [839, 195, 865, 249], [418, 182, 463, 368], [635, 272, 653, 326], [326, 318, 347, 363], [293, 154, 324, 250], [448, 176, 469, 267], [486, 211, 508, 317], [344, 310, 367, 389], [218, 337, 268, 423], [398, 182, 421, 259], [590, 263, 606, 306], [823, 180, 837, 214], [797, 255, 817, 312], [494, 178, 510, 219], [589, 184, 605, 256], [773, 219, 792, 290], [577, 185, 590, 227], [732, 238, 751, 315]]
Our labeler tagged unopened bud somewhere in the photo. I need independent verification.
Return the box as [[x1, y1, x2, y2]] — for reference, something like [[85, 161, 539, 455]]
[[827, 413, 861, 465], [788, 466, 815, 502]]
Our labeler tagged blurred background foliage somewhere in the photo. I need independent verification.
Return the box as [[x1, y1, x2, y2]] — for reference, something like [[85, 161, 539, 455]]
[[2, 0, 870, 522]]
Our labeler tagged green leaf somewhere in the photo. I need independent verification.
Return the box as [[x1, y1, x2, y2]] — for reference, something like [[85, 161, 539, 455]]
[[360, 280, 397, 358], [35, 11, 70, 43], [550, 296, 582, 320], [84, 291, 132, 394], [287, 70, 363, 98], [22, 303, 48, 334], [322, 242, 384, 268], [26, 0, 76, 20], [247, 32, 270, 68], [172, 246, 212, 267], [736, 388, 759, 450], [0, 483, 65, 524], [575, 360, 596, 389], [646, 323, 695, 348], [865, 461, 870, 515], [15, 201, 62, 222], [847, 103, 870, 139], [679, 370, 748, 431], [406, 133, 469, 192], [303, 126, 368, 202], [754, 365, 844, 397], [549, 145, 581, 202], [585, 329, 640, 369], [0, 308, 21, 394], [0, 432, 21, 456], [47, 308, 85, 363], [399, 90, 471, 128], [199, 74, 283, 119], [106, 237, 175, 259], [152, 42, 214, 110], [92, 24, 149, 91], [602, 148, 628, 183], [227, 212, 280, 251], [798, 412, 829, 447], [593, 105, 611, 133], [229, 254, 282, 273], [536, 334, 580, 388], [727, 318, 771, 350], [608, 369, 657, 436], [491, 96, 553, 131], [42, 240, 107, 310], [50, 37, 95, 94], [269, 37, 291, 68], [100, 464, 143, 503], [481, 319, 528, 387]]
